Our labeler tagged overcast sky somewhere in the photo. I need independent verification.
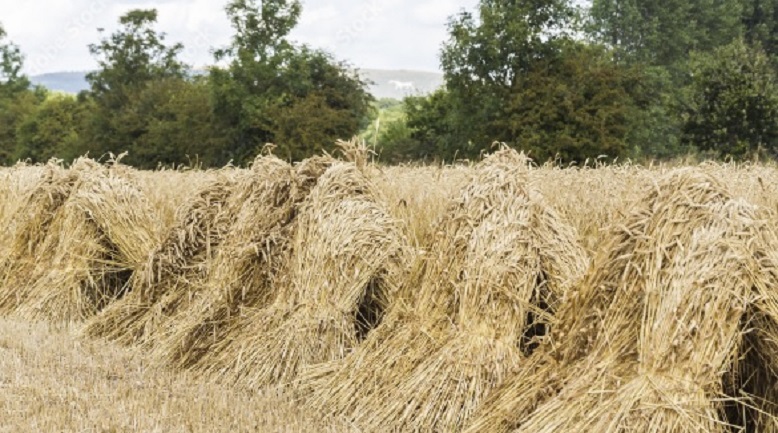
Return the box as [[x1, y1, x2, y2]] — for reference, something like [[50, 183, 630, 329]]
[[0, 0, 479, 75]]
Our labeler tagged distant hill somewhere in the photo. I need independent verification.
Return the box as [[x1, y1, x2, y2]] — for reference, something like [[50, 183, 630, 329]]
[[359, 69, 444, 99], [30, 72, 90, 94], [30, 69, 444, 100]]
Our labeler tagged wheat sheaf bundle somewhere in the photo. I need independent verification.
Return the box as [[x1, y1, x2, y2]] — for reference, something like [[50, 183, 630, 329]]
[[303, 148, 588, 432], [0, 160, 78, 314], [465, 168, 778, 433], [0, 162, 49, 251], [83, 154, 296, 344], [130, 156, 303, 348], [17, 163, 162, 321], [150, 155, 335, 369], [193, 162, 407, 389], [82, 166, 242, 343], [0, 158, 162, 321]]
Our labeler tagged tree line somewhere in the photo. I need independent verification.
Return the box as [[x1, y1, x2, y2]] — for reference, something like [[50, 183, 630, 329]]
[[0, 2, 372, 168], [1, 0, 777, 167]]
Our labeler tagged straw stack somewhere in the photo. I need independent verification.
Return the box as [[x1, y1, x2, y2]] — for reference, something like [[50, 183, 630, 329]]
[[16, 163, 162, 321], [151, 155, 334, 368], [466, 168, 778, 433], [303, 148, 588, 432], [82, 167, 242, 343], [0, 161, 75, 308], [193, 162, 407, 389]]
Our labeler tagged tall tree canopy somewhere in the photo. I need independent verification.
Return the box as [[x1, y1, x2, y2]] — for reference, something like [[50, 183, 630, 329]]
[[86, 9, 185, 106], [588, 0, 744, 70], [428, 0, 579, 159], [216, 0, 301, 63], [210, 0, 372, 163], [4, 0, 777, 166], [0, 23, 29, 95], [14, 94, 87, 163], [740, 0, 778, 61], [0, 23, 42, 164], [403, 0, 641, 163], [681, 40, 778, 158], [81, 9, 190, 166]]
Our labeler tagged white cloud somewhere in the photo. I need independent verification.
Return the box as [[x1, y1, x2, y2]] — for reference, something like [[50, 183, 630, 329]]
[[412, 0, 471, 25], [1, 0, 475, 74]]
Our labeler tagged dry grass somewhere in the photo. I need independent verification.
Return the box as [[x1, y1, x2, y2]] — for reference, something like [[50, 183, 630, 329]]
[[4, 151, 778, 431], [302, 149, 589, 432], [82, 167, 244, 344], [0, 319, 354, 433], [465, 168, 778, 433], [193, 162, 408, 388], [152, 155, 334, 369], [0, 159, 161, 321]]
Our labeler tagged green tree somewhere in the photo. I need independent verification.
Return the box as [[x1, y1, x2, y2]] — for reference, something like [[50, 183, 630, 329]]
[[358, 98, 421, 163], [208, 0, 303, 163], [81, 9, 187, 164], [0, 24, 29, 96], [268, 49, 372, 160], [503, 43, 643, 162], [0, 23, 42, 164], [216, 0, 301, 63], [373, 118, 418, 164], [740, 0, 778, 61], [0, 89, 45, 164], [588, 0, 743, 69], [408, 0, 642, 162], [211, 0, 372, 163], [86, 9, 185, 103], [404, 90, 460, 161], [438, 0, 578, 158], [681, 40, 778, 158], [622, 66, 687, 159], [132, 77, 225, 167], [14, 94, 87, 163], [586, 0, 746, 160]]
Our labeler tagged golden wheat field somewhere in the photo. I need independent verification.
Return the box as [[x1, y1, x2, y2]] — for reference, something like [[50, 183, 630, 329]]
[[3, 144, 778, 432]]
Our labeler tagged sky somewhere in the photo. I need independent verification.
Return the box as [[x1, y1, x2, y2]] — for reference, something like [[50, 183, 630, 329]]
[[0, 0, 478, 76]]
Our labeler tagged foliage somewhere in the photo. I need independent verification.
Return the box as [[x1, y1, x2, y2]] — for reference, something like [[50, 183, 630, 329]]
[[359, 98, 403, 141], [680, 40, 778, 159], [3, 0, 778, 165], [404, 90, 459, 161], [14, 93, 87, 162], [585, 0, 758, 160], [0, 23, 41, 164], [373, 119, 418, 164], [502, 43, 643, 162], [131, 77, 225, 167], [216, 0, 301, 63], [588, 0, 743, 71], [210, 0, 372, 164], [86, 9, 185, 105], [81, 9, 189, 167], [405, 0, 644, 163], [620, 66, 687, 159], [0, 23, 29, 96], [441, 0, 578, 88], [358, 98, 420, 163], [436, 0, 578, 159], [0, 88, 45, 163], [740, 0, 778, 61]]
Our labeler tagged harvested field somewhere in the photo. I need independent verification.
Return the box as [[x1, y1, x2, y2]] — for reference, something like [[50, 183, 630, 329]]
[[3, 150, 778, 431], [0, 319, 355, 433]]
